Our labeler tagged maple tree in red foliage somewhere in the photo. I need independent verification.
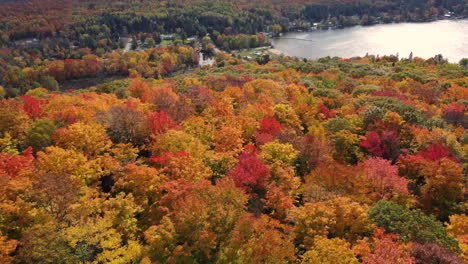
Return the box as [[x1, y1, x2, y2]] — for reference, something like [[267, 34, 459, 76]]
[[360, 157, 409, 199], [359, 131, 399, 160], [147, 111, 180, 135], [19, 95, 44, 120], [318, 103, 335, 118], [0, 147, 34, 177], [227, 146, 270, 193], [356, 227, 414, 264], [442, 102, 465, 126], [259, 117, 283, 135], [256, 117, 283, 145], [417, 144, 456, 162], [360, 132, 384, 156]]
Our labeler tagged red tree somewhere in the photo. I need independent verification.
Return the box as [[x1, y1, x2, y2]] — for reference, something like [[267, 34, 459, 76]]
[[442, 102, 465, 126], [360, 132, 384, 156], [227, 147, 270, 193], [359, 131, 399, 160], [147, 111, 180, 135], [410, 243, 465, 264], [318, 103, 335, 118], [0, 147, 34, 177], [19, 95, 43, 120], [259, 117, 283, 134], [356, 227, 414, 264], [162, 59, 174, 75], [256, 117, 283, 145], [360, 157, 409, 199], [417, 144, 456, 162]]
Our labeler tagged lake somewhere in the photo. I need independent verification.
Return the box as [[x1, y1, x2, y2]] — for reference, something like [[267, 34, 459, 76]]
[[271, 19, 468, 62]]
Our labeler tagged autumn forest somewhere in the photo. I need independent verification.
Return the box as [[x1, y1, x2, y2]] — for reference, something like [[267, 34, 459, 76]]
[[0, 0, 467, 263]]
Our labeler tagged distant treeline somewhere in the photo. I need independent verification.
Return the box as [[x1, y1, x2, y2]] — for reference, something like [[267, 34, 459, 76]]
[[1, 0, 466, 42], [0, 0, 466, 92]]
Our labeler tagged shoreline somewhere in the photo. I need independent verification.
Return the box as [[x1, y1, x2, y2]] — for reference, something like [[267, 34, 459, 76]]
[[277, 17, 468, 35], [269, 48, 285, 56]]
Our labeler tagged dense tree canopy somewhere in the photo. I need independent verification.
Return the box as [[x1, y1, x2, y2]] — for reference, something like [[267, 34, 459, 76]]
[[0, 51, 466, 262], [0, 0, 467, 261]]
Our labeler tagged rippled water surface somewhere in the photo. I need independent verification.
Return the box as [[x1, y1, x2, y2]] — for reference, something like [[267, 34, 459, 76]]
[[272, 20, 468, 62]]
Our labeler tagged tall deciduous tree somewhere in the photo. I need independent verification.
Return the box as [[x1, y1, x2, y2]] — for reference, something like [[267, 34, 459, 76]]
[[354, 227, 415, 264], [419, 158, 464, 220], [301, 236, 358, 264], [227, 148, 270, 194], [360, 157, 409, 201], [368, 200, 460, 252], [144, 178, 248, 263], [290, 197, 373, 248]]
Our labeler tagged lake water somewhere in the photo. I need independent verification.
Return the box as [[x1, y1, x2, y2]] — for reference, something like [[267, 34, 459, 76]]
[[271, 20, 467, 62]]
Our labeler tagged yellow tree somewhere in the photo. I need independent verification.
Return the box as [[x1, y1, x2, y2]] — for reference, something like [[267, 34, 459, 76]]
[[260, 140, 299, 167], [144, 178, 248, 263], [273, 103, 303, 131], [151, 151, 212, 182], [290, 196, 373, 248], [419, 158, 464, 220], [53, 122, 112, 157], [181, 116, 215, 145], [63, 216, 143, 264], [301, 236, 359, 264], [113, 164, 167, 207], [447, 214, 468, 261], [34, 147, 104, 221], [219, 214, 296, 263], [150, 129, 210, 160], [0, 99, 29, 141]]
